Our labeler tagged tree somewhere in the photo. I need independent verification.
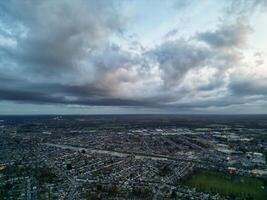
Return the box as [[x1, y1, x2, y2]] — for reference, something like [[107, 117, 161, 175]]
[[66, 163, 72, 170]]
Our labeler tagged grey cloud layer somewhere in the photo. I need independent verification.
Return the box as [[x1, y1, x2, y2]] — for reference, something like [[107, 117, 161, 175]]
[[1, 0, 123, 74], [0, 0, 266, 112], [148, 40, 211, 86], [197, 22, 252, 49]]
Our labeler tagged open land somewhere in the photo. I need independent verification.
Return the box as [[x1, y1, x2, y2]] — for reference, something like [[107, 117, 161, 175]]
[[185, 170, 266, 200]]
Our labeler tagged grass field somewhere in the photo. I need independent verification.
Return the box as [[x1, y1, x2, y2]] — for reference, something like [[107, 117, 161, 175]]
[[185, 170, 266, 200]]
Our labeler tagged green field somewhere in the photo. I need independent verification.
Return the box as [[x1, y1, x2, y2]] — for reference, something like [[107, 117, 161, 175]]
[[185, 170, 266, 200]]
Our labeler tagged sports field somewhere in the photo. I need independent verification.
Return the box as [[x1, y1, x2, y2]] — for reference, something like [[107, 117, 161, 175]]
[[185, 170, 266, 200]]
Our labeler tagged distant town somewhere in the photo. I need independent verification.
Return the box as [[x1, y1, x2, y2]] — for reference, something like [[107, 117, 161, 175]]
[[0, 115, 266, 199]]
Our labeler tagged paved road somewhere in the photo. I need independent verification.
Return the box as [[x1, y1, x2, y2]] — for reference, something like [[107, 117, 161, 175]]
[[43, 143, 200, 163]]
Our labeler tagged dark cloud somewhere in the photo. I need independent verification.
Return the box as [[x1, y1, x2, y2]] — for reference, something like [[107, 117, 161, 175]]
[[148, 40, 211, 86], [164, 29, 179, 38], [0, 88, 156, 107], [0, 80, 156, 107], [197, 21, 252, 49], [0, 0, 124, 75], [229, 78, 267, 96], [0, 0, 266, 113]]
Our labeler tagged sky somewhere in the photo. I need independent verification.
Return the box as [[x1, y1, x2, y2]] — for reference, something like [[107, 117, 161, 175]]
[[0, 0, 267, 115]]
